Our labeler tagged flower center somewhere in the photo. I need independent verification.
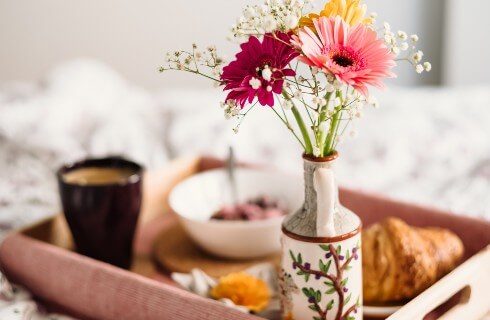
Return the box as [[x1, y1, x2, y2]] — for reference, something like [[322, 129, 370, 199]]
[[328, 45, 364, 69], [256, 64, 275, 82], [332, 54, 354, 67]]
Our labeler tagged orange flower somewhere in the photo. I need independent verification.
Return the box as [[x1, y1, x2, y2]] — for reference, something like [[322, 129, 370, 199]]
[[299, 0, 372, 29], [210, 272, 270, 312]]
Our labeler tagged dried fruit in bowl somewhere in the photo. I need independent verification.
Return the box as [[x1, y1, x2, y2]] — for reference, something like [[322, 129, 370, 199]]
[[211, 195, 286, 221]]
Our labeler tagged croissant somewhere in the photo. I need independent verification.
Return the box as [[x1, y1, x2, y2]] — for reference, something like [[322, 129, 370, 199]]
[[362, 217, 464, 303]]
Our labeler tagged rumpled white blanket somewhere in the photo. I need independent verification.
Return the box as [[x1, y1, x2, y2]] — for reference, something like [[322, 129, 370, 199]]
[[1, 59, 489, 237], [0, 60, 169, 236], [0, 272, 73, 320]]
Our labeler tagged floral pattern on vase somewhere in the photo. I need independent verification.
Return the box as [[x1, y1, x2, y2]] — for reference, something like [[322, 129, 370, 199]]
[[281, 231, 362, 320]]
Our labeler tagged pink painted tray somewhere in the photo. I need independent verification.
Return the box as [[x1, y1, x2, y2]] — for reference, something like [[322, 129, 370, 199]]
[[0, 156, 489, 320]]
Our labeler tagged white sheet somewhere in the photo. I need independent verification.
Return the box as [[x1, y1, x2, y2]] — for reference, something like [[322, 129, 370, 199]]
[[0, 59, 488, 241]]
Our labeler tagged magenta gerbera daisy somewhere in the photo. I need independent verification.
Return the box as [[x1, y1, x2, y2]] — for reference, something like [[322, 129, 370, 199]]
[[221, 32, 299, 108], [292, 16, 396, 96]]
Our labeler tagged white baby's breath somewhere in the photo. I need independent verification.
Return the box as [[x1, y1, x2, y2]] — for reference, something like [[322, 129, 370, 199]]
[[384, 34, 393, 44], [161, 1, 431, 158], [381, 25, 429, 76], [230, 0, 310, 40], [263, 16, 277, 32], [284, 15, 298, 29], [160, 43, 225, 82], [244, 6, 256, 19], [283, 100, 293, 110], [415, 50, 424, 60], [333, 79, 343, 89], [222, 100, 241, 120], [397, 31, 408, 40], [325, 82, 335, 93], [367, 96, 379, 108], [312, 96, 322, 106]]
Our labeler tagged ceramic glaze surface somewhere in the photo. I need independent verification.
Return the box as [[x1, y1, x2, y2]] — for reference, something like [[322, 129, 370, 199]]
[[283, 157, 360, 237], [281, 232, 362, 320], [281, 155, 363, 319]]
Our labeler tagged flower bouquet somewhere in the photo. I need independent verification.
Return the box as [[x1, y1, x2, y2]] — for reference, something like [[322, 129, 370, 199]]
[[160, 0, 429, 158], [160, 0, 429, 319]]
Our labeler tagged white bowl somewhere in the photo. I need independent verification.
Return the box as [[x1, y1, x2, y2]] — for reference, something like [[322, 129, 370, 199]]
[[169, 168, 302, 259]]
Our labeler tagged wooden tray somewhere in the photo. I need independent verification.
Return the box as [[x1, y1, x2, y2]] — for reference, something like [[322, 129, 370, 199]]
[[153, 221, 281, 278], [0, 156, 489, 320]]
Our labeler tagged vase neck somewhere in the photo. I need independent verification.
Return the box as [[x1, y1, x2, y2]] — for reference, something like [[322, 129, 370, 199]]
[[283, 156, 339, 237], [303, 158, 338, 217]]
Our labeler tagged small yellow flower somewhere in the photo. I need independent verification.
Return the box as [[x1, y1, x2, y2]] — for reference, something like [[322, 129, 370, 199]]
[[284, 312, 295, 320], [299, 0, 372, 29], [210, 272, 270, 312]]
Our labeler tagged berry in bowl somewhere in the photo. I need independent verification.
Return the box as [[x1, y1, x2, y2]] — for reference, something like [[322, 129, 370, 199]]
[[211, 195, 286, 221]]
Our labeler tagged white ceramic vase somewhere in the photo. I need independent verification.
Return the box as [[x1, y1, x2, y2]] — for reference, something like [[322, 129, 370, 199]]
[[280, 152, 362, 320]]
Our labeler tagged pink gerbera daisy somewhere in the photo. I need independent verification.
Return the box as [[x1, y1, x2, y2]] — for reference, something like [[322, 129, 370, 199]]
[[292, 16, 396, 96], [221, 32, 299, 108]]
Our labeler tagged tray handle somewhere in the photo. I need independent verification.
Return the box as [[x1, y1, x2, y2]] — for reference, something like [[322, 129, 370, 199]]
[[388, 245, 490, 320]]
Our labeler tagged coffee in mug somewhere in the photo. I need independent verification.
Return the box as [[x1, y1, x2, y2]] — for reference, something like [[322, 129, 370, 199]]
[[62, 167, 137, 185], [57, 157, 143, 269]]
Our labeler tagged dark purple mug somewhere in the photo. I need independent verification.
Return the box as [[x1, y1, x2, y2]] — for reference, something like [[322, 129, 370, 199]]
[[57, 156, 143, 269]]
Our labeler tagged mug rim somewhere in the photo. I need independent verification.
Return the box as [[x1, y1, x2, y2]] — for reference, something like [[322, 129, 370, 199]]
[[57, 156, 144, 187]]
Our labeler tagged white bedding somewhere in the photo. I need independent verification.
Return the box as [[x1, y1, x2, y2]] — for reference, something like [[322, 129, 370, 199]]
[[0, 59, 488, 240]]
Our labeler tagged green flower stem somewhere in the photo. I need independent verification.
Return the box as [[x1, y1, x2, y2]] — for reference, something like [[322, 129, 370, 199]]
[[318, 92, 333, 155], [319, 92, 332, 123], [292, 105, 313, 154], [324, 109, 341, 155], [283, 91, 313, 154], [323, 90, 343, 155]]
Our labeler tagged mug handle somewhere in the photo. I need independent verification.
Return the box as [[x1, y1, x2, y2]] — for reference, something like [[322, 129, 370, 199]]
[[387, 245, 490, 320]]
